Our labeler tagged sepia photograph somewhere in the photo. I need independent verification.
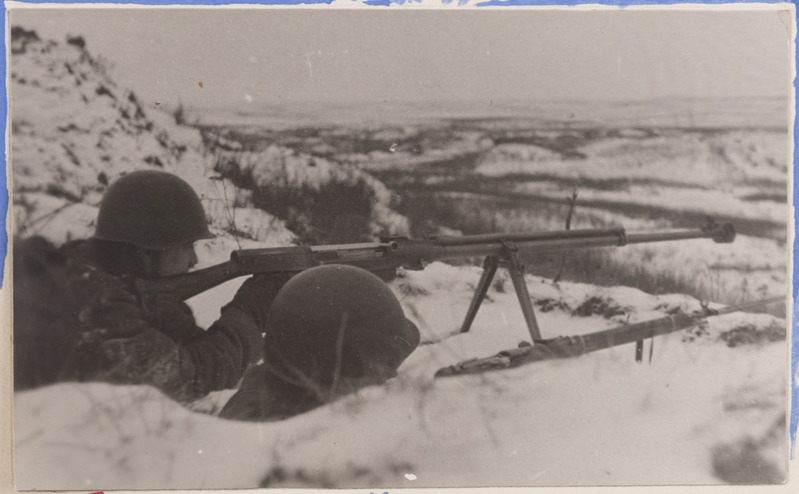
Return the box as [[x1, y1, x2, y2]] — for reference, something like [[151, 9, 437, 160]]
[[6, 3, 794, 490]]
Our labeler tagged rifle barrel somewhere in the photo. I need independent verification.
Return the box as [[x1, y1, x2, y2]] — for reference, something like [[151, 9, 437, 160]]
[[426, 228, 625, 247], [392, 223, 735, 266], [626, 224, 735, 245]]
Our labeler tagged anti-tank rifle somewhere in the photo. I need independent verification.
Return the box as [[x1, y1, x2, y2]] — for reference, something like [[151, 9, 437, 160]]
[[434, 295, 785, 378], [153, 219, 736, 340]]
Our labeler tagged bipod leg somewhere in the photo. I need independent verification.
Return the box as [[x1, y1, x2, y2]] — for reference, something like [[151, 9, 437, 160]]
[[505, 247, 542, 342], [459, 256, 500, 333]]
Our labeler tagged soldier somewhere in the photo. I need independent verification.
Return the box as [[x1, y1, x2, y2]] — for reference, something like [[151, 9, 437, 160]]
[[219, 264, 421, 421], [15, 170, 420, 413], [14, 170, 286, 401]]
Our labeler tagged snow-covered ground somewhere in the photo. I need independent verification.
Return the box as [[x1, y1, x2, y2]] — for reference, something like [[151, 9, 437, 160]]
[[477, 129, 788, 225], [8, 27, 792, 489], [14, 260, 788, 489]]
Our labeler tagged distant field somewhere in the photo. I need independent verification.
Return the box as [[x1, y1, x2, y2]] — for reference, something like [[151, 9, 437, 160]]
[[196, 97, 790, 305], [193, 96, 789, 130]]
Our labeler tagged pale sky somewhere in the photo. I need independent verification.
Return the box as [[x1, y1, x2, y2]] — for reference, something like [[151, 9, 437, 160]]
[[8, 7, 793, 108]]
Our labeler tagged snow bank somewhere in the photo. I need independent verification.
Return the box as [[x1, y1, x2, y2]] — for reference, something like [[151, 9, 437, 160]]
[[15, 263, 787, 489], [211, 143, 409, 240]]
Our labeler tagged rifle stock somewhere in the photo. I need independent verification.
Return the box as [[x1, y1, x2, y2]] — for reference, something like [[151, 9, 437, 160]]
[[153, 220, 736, 301]]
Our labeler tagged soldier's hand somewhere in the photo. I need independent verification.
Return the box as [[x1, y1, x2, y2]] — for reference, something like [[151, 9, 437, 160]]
[[222, 272, 294, 329]]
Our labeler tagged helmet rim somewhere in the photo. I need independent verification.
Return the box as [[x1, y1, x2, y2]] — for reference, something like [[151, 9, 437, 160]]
[[93, 170, 215, 250]]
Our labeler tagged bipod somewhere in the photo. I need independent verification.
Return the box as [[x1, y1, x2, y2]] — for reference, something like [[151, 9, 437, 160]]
[[459, 240, 542, 341]]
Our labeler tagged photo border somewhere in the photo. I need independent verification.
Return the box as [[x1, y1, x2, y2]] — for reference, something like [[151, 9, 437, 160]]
[[1, 1, 796, 493]]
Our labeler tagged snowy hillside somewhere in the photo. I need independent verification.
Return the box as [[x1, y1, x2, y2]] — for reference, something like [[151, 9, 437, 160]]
[[9, 27, 289, 250], [9, 26, 405, 251], [9, 27, 790, 489]]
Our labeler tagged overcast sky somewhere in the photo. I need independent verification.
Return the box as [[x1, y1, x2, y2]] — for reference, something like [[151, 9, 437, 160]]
[[9, 7, 792, 108]]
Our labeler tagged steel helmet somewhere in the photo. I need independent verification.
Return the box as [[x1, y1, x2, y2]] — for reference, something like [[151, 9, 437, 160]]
[[94, 170, 214, 250], [264, 265, 420, 385]]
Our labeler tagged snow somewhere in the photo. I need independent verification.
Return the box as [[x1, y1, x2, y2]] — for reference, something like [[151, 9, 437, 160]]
[[512, 180, 786, 225], [211, 144, 410, 237], [14, 269, 788, 488], [10, 30, 297, 246], [8, 27, 792, 490], [474, 130, 788, 225], [13, 258, 789, 489]]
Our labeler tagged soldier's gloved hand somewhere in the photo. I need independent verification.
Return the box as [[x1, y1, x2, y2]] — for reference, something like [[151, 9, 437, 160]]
[[146, 289, 202, 344], [222, 272, 295, 329]]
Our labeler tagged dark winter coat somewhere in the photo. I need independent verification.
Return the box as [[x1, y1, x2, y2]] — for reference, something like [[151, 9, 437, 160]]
[[218, 364, 328, 421], [218, 317, 421, 422], [13, 236, 264, 402]]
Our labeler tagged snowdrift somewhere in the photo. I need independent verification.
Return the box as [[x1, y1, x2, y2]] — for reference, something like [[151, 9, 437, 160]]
[[15, 264, 788, 489]]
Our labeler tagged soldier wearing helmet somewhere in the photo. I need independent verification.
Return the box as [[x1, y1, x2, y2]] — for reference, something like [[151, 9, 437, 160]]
[[15, 170, 285, 401], [91, 169, 215, 277], [219, 264, 421, 421]]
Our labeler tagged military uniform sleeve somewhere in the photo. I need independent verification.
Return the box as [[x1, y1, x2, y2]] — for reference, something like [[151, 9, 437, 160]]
[[77, 272, 264, 401], [178, 308, 264, 399], [216, 365, 275, 421], [218, 364, 321, 422]]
